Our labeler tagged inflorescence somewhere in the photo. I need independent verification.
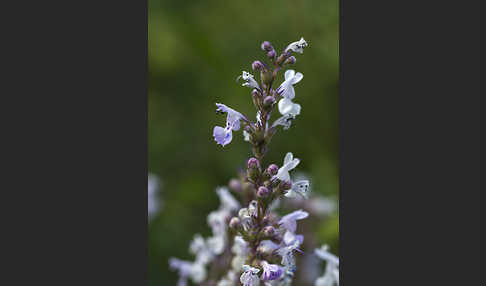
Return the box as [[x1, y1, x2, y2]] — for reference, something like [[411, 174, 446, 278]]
[[169, 37, 339, 286]]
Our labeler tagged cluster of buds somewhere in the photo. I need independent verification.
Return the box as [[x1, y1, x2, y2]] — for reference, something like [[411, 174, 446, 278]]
[[170, 37, 339, 286]]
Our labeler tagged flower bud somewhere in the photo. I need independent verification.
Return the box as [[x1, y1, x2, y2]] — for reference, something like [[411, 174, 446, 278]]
[[266, 164, 279, 176], [257, 186, 270, 198], [252, 60, 264, 71], [267, 49, 276, 58], [284, 56, 296, 65], [247, 157, 260, 169], [229, 217, 241, 229], [263, 96, 275, 108], [277, 180, 292, 194], [247, 158, 261, 182], [262, 226, 275, 237], [261, 41, 273, 52], [229, 179, 241, 192]]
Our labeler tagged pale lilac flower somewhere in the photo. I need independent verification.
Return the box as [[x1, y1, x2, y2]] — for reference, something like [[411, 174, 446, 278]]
[[314, 245, 339, 266], [169, 258, 206, 286], [169, 258, 192, 286], [257, 240, 280, 254], [314, 245, 339, 286], [231, 255, 247, 272], [232, 236, 249, 256], [207, 209, 229, 236], [261, 261, 283, 281], [238, 71, 260, 90], [274, 152, 300, 182], [277, 70, 303, 117], [277, 70, 303, 100], [207, 235, 226, 255], [238, 200, 258, 230], [272, 113, 295, 130], [276, 240, 301, 272], [240, 265, 261, 286], [283, 231, 304, 246], [284, 180, 310, 199], [279, 209, 309, 233], [285, 37, 308, 54], [216, 187, 240, 212], [213, 103, 245, 146], [218, 270, 237, 286]]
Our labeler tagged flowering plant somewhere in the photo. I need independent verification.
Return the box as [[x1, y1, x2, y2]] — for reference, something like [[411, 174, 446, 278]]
[[169, 38, 339, 286]]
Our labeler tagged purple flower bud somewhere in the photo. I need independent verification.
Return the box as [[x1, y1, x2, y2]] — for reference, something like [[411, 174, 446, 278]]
[[229, 217, 241, 229], [285, 56, 296, 65], [261, 41, 273, 51], [267, 164, 279, 176], [252, 60, 264, 71], [279, 180, 292, 191], [257, 186, 270, 198], [267, 49, 276, 58], [263, 96, 275, 107], [229, 179, 241, 192], [263, 225, 275, 237], [247, 157, 260, 169]]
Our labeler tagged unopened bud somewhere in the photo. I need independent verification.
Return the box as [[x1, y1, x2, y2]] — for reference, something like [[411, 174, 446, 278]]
[[267, 49, 276, 58], [247, 158, 261, 182], [247, 157, 260, 169], [284, 56, 296, 65], [262, 226, 275, 237], [263, 96, 275, 108], [229, 217, 241, 229], [229, 179, 241, 192], [278, 180, 292, 191], [266, 164, 279, 176], [261, 41, 273, 52], [257, 186, 270, 198], [252, 60, 264, 71]]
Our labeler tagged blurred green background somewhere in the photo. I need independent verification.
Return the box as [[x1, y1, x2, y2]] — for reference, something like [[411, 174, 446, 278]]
[[148, 0, 338, 285]]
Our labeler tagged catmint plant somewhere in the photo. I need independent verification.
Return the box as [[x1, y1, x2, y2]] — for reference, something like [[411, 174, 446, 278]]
[[169, 37, 339, 286]]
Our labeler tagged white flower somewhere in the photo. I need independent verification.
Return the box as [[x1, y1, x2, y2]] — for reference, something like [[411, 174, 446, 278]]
[[277, 70, 303, 117], [240, 265, 261, 286], [207, 235, 226, 255], [284, 180, 310, 199], [169, 258, 207, 286], [238, 71, 260, 90], [279, 209, 309, 233], [238, 201, 258, 231], [276, 240, 300, 272], [314, 245, 339, 286], [218, 271, 237, 286], [277, 70, 303, 100], [190, 262, 207, 283], [272, 113, 296, 130], [275, 152, 300, 182], [231, 255, 247, 271], [315, 245, 339, 266], [285, 37, 308, 54], [283, 231, 304, 246], [208, 209, 229, 236], [216, 187, 240, 212], [232, 236, 249, 256]]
